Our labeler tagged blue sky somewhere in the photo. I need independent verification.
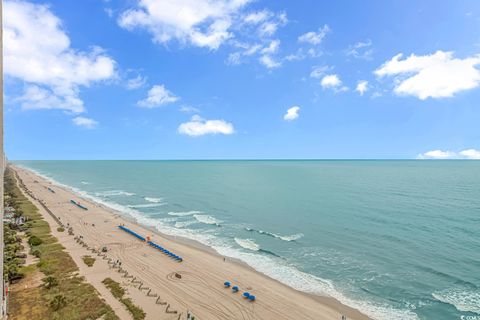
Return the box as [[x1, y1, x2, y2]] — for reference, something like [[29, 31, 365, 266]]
[[4, 0, 480, 159]]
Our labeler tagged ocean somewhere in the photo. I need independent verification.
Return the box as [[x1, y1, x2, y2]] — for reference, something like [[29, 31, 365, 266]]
[[14, 160, 480, 320]]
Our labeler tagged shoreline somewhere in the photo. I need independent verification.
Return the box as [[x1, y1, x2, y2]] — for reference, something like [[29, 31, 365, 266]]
[[12, 164, 371, 320]]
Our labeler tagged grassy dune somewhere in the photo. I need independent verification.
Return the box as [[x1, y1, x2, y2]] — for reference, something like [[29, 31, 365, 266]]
[[5, 168, 119, 320]]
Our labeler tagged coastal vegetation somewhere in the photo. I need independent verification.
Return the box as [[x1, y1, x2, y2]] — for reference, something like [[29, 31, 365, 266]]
[[82, 255, 95, 267], [102, 277, 146, 320], [4, 167, 119, 320]]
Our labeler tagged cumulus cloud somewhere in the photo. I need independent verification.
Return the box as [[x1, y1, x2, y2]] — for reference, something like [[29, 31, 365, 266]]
[[417, 149, 480, 159], [321, 74, 341, 88], [298, 25, 330, 45], [126, 75, 147, 90], [257, 40, 281, 68], [72, 116, 98, 129], [283, 106, 300, 121], [118, 1, 287, 70], [356, 80, 369, 95], [118, 0, 252, 50], [375, 50, 480, 100], [346, 39, 373, 60], [137, 85, 179, 108], [178, 115, 234, 136], [4, 0, 116, 113]]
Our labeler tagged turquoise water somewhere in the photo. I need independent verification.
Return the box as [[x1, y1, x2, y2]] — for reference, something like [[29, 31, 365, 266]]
[[14, 160, 480, 320]]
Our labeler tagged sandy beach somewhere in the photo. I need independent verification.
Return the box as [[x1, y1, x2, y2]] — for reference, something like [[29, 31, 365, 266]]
[[12, 165, 370, 320]]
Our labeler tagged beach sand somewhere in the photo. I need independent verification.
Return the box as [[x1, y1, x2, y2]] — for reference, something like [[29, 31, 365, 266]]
[[12, 165, 370, 320]]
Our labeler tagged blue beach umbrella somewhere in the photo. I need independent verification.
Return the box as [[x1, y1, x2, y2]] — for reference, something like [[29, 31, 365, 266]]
[[243, 292, 250, 298]]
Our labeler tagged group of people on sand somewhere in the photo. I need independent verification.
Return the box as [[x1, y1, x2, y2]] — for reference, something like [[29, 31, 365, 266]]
[[113, 259, 122, 268]]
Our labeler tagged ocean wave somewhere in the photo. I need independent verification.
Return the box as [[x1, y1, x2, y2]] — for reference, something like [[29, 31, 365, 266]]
[[234, 238, 260, 251], [245, 227, 304, 242], [175, 220, 198, 228], [193, 214, 221, 226], [432, 288, 480, 314], [95, 190, 135, 197], [144, 197, 163, 203], [168, 211, 202, 217], [128, 203, 166, 209], [80, 181, 90, 185], [211, 243, 418, 320]]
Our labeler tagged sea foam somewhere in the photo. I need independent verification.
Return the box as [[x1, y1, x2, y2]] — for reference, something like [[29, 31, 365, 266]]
[[128, 203, 166, 209], [234, 238, 260, 251], [193, 214, 221, 226], [245, 227, 304, 242], [144, 197, 163, 203], [167, 211, 202, 217], [95, 190, 135, 197], [432, 288, 480, 314]]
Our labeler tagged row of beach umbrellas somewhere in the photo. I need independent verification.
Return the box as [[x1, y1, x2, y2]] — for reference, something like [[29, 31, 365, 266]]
[[118, 225, 183, 262], [224, 282, 256, 301]]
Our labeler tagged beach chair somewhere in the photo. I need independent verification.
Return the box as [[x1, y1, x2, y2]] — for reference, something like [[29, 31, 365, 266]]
[[224, 281, 231, 288]]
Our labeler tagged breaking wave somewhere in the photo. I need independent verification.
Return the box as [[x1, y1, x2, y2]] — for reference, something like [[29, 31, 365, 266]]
[[234, 238, 260, 251], [144, 197, 163, 203], [245, 227, 304, 242], [193, 214, 221, 226], [168, 211, 202, 217]]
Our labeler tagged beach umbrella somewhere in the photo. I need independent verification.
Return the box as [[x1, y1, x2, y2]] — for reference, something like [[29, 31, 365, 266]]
[[243, 292, 250, 298], [249, 295, 256, 301], [224, 281, 231, 287], [232, 286, 239, 292]]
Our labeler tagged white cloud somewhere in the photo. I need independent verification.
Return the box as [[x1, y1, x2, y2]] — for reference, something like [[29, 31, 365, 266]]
[[417, 149, 480, 159], [244, 10, 269, 24], [137, 85, 179, 108], [259, 55, 281, 69], [459, 149, 480, 159], [4, 0, 116, 113], [180, 105, 200, 113], [126, 75, 147, 90], [118, 0, 251, 50], [375, 51, 480, 100], [321, 74, 341, 88], [346, 39, 373, 60], [283, 106, 300, 121], [178, 115, 234, 136], [356, 80, 369, 96], [261, 39, 280, 54], [72, 116, 98, 129], [310, 65, 331, 79], [298, 25, 330, 45], [258, 39, 281, 68]]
